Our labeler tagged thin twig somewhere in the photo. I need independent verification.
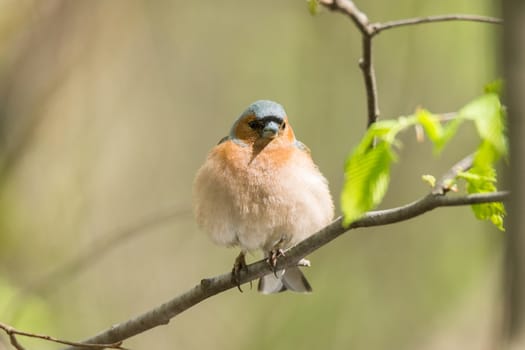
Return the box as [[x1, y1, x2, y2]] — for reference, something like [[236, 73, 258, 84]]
[[359, 35, 379, 127], [0, 323, 26, 350], [318, 1, 502, 129], [433, 153, 475, 194], [62, 190, 508, 350], [320, 0, 369, 34], [7, 332, 26, 350], [372, 14, 503, 35], [9, 333, 26, 350], [0, 322, 127, 350], [436, 112, 458, 122]]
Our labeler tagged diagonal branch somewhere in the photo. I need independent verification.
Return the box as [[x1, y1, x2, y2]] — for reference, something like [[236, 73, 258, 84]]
[[433, 153, 474, 194], [63, 190, 508, 350]]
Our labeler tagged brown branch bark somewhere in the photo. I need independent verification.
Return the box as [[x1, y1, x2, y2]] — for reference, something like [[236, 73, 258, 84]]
[[372, 14, 502, 34], [319, 0, 502, 129], [0, 322, 126, 350], [62, 190, 508, 350], [433, 153, 474, 195]]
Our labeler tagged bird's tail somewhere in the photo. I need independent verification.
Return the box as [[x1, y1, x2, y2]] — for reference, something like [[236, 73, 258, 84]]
[[257, 267, 312, 294]]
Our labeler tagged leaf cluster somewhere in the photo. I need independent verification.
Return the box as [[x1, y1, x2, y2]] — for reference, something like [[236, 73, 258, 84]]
[[341, 89, 507, 230]]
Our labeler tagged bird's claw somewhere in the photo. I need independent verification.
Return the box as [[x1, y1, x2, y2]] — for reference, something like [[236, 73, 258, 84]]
[[267, 248, 285, 277], [231, 252, 249, 292]]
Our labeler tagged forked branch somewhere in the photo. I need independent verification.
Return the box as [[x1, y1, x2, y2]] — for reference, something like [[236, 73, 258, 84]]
[[0, 322, 126, 350], [319, 0, 502, 128]]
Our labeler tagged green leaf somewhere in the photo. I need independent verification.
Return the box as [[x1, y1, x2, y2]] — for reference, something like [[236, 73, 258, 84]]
[[458, 93, 507, 158], [416, 110, 442, 142], [416, 109, 444, 153], [414, 108, 466, 153], [339, 88, 507, 230], [341, 141, 395, 226], [484, 79, 503, 96], [340, 117, 413, 226], [358, 120, 399, 150], [471, 200, 506, 231], [459, 141, 506, 231], [457, 171, 496, 184], [439, 117, 464, 152], [453, 91, 508, 229], [307, 0, 319, 15], [421, 174, 436, 188]]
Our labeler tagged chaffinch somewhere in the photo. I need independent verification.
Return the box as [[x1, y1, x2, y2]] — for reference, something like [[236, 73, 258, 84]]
[[193, 100, 334, 293]]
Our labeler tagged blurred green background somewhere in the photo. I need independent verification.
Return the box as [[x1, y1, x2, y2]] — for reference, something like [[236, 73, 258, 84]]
[[0, 1, 503, 349]]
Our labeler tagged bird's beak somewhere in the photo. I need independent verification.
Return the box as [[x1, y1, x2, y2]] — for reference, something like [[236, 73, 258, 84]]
[[261, 121, 280, 139]]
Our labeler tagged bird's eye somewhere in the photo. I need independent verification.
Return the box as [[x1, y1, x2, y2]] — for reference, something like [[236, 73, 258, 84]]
[[248, 120, 264, 130], [281, 122, 286, 129]]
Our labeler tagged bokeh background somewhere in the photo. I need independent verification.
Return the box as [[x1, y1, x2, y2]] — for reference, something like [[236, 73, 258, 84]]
[[0, 1, 503, 349]]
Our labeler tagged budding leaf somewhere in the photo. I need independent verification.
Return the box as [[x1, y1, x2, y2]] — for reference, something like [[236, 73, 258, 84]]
[[458, 93, 507, 158], [416, 109, 443, 153], [458, 141, 506, 231], [422, 174, 436, 188], [484, 79, 503, 96], [341, 141, 396, 227], [339, 87, 506, 231], [307, 0, 320, 15]]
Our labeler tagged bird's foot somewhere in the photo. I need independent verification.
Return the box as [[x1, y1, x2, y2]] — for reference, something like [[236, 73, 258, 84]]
[[231, 252, 249, 292], [267, 248, 285, 277]]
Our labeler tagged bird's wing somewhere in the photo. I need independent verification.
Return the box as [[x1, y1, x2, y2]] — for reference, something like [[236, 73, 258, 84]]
[[294, 140, 311, 154], [217, 136, 229, 145]]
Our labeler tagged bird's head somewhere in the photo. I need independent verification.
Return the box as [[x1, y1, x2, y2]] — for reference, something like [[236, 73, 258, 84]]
[[229, 100, 295, 146]]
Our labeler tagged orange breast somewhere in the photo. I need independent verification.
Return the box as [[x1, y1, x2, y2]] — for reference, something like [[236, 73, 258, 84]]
[[212, 137, 298, 173]]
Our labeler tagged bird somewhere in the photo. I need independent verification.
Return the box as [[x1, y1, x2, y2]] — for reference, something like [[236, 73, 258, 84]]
[[192, 100, 334, 293]]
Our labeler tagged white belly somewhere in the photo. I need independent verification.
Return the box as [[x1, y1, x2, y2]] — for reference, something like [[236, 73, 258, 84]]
[[193, 150, 334, 253]]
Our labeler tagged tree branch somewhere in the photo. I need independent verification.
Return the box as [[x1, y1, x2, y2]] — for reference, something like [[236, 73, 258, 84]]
[[319, 0, 502, 129], [0, 322, 127, 350], [372, 14, 503, 34], [320, 0, 369, 35], [433, 153, 474, 195], [359, 35, 379, 127], [63, 190, 508, 350]]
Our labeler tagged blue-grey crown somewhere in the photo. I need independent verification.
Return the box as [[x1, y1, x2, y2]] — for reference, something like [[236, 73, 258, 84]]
[[242, 100, 286, 120], [229, 100, 287, 139]]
